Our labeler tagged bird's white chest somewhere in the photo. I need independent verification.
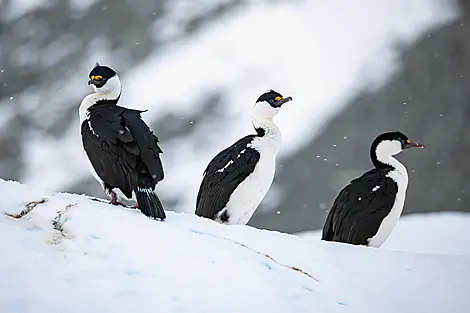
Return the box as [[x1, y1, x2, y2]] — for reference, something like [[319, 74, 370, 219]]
[[220, 136, 281, 225], [368, 169, 409, 247], [79, 95, 95, 124]]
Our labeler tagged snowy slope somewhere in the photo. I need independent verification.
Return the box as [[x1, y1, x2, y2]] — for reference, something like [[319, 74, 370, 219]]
[[297, 212, 470, 256], [20, 0, 458, 214], [1, 179, 469, 313]]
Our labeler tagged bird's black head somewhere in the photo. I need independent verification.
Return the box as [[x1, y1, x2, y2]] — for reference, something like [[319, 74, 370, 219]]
[[256, 89, 293, 108], [370, 131, 425, 167], [88, 63, 117, 88]]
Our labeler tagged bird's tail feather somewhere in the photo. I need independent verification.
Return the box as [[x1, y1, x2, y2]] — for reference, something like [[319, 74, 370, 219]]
[[134, 187, 166, 221]]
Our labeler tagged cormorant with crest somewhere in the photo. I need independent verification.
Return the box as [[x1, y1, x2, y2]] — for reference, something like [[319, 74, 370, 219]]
[[196, 90, 293, 225], [79, 63, 166, 220]]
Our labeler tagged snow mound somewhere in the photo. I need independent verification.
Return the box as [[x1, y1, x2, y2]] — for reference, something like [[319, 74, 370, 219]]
[[1, 179, 469, 313], [298, 212, 470, 256]]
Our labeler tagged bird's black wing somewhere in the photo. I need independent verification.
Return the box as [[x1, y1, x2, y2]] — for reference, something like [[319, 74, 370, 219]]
[[196, 135, 260, 219], [121, 108, 164, 183], [82, 103, 137, 198], [322, 169, 398, 245], [82, 102, 164, 198]]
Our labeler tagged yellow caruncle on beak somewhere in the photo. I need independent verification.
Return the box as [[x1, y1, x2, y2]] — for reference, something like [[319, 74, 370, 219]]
[[95, 75, 102, 80], [90, 75, 95, 80], [274, 96, 282, 101], [406, 139, 411, 144]]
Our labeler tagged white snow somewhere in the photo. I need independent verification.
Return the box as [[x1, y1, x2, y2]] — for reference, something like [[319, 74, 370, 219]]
[[1, 179, 469, 313], [11, 0, 460, 213], [298, 212, 470, 256], [383, 212, 470, 255]]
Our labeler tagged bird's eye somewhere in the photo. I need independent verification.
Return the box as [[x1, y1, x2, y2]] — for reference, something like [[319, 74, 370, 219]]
[[90, 75, 104, 81], [268, 99, 275, 104], [400, 139, 405, 144]]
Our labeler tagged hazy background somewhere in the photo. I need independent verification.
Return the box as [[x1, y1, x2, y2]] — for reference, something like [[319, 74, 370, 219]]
[[1, 0, 468, 234]]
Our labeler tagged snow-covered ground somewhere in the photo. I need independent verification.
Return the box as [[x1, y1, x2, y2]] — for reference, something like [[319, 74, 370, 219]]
[[1, 179, 469, 313], [298, 212, 470, 256], [17, 0, 458, 214]]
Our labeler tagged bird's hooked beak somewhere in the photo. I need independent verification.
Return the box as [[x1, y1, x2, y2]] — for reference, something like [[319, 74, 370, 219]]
[[272, 96, 293, 108], [402, 140, 425, 149]]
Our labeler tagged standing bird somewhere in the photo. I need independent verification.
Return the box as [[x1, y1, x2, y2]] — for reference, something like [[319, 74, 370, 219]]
[[79, 63, 166, 220], [196, 90, 292, 225], [322, 131, 424, 247]]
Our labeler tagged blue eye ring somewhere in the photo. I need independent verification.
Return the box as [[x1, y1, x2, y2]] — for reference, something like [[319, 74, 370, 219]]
[[400, 139, 405, 144], [268, 99, 275, 104]]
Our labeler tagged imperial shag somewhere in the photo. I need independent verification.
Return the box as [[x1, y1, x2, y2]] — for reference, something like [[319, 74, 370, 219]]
[[79, 63, 166, 220], [195, 90, 293, 225], [322, 131, 424, 247]]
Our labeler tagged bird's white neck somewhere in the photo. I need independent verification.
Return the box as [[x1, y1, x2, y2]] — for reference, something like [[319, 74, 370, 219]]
[[79, 88, 121, 124], [376, 151, 409, 192], [374, 141, 408, 178], [252, 115, 282, 141]]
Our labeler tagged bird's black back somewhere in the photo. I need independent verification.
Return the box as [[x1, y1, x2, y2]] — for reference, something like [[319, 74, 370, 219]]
[[322, 168, 398, 245], [81, 101, 164, 198], [195, 135, 260, 220]]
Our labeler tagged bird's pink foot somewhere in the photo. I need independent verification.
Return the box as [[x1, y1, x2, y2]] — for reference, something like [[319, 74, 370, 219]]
[[109, 192, 128, 207]]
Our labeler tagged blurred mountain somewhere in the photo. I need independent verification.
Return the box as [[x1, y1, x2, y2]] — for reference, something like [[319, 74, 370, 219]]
[[251, 0, 470, 233], [0, 0, 244, 181]]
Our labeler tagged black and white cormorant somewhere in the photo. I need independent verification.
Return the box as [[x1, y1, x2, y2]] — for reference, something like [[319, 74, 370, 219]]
[[195, 90, 293, 225], [322, 131, 425, 247], [79, 63, 166, 220]]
